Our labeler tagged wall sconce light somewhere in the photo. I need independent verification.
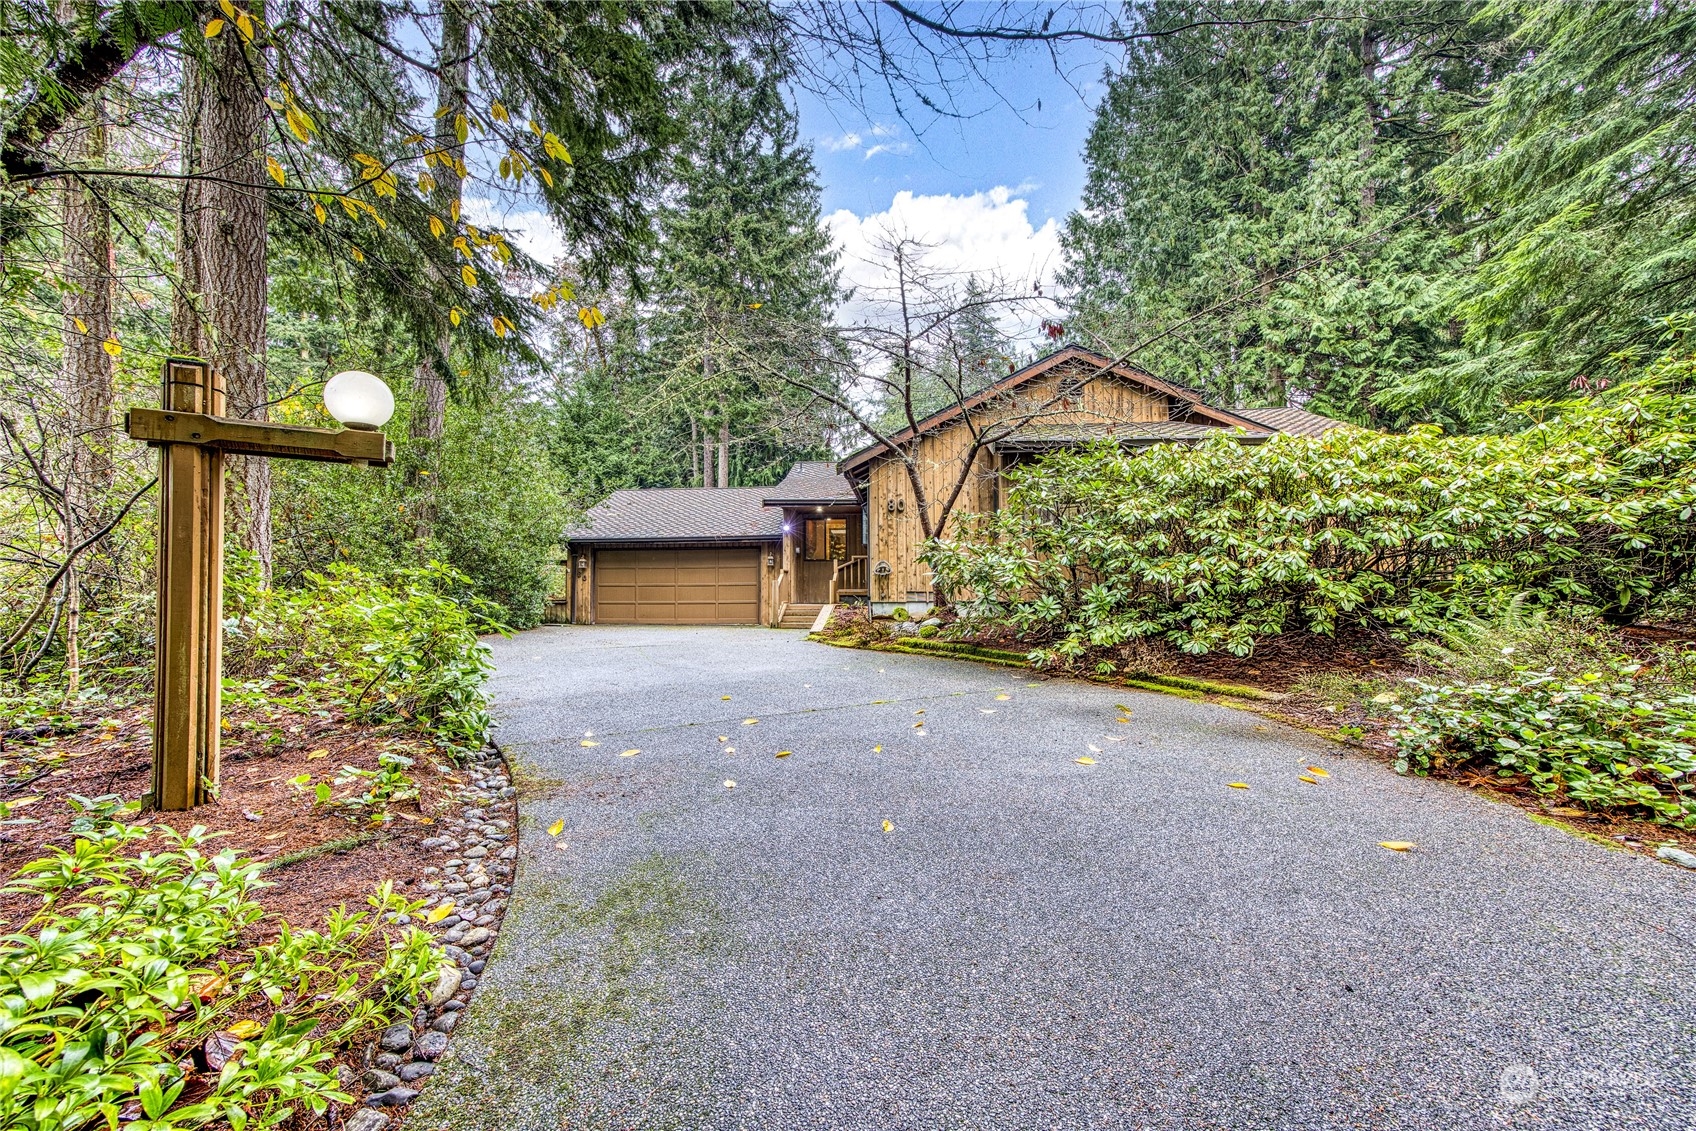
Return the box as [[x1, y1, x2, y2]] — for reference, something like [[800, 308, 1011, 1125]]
[[766, 553, 775, 567], [576, 556, 588, 572]]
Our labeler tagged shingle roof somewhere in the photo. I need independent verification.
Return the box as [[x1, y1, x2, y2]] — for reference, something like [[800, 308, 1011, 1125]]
[[1234, 406, 1351, 437], [995, 421, 1274, 450], [568, 486, 782, 543], [761, 461, 857, 505]]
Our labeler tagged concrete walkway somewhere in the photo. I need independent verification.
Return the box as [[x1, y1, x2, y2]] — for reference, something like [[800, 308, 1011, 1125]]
[[414, 625, 1695, 1131]]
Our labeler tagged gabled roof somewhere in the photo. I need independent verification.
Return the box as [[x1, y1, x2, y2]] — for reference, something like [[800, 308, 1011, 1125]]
[[837, 345, 1269, 474], [568, 486, 782, 544], [761, 461, 857, 506], [1234, 406, 1351, 437]]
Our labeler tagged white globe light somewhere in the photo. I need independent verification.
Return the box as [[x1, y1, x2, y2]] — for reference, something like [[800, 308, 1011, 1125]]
[[323, 370, 394, 430]]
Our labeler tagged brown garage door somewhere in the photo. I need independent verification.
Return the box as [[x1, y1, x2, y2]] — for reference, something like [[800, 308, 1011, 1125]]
[[594, 547, 761, 624]]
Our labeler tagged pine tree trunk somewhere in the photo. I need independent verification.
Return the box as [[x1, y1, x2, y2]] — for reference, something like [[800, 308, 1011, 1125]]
[[58, 51, 114, 534], [410, 1, 469, 449], [172, 4, 271, 579], [717, 413, 730, 488], [689, 415, 700, 486]]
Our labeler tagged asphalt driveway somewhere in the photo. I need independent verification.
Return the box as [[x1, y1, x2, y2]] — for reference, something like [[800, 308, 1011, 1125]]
[[414, 625, 1695, 1131]]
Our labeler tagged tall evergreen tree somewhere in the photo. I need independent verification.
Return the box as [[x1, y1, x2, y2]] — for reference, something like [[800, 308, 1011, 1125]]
[[643, 57, 842, 488], [1062, 1, 1509, 427], [1391, 0, 1696, 415]]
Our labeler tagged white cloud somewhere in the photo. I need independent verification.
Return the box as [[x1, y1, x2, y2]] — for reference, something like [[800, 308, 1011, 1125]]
[[825, 186, 1063, 341], [814, 122, 912, 160], [461, 198, 567, 267]]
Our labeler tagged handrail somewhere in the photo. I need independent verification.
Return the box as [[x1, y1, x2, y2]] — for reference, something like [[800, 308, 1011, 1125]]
[[831, 555, 868, 602]]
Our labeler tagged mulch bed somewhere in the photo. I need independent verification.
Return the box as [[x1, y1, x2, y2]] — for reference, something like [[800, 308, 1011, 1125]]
[[0, 694, 518, 1126], [0, 698, 459, 929]]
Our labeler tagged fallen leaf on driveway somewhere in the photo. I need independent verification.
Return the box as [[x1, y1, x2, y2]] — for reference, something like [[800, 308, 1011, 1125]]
[[743, 718, 759, 725], [555, 841, 570, 852], [914, 709, 925, 715], [1306, 765, 1330, 777], [1115, 704, 1132, 713], [980, 708, 996, 714], [1075, 756, 1097, 765], [724, 780, 736, 789], [1298, 774, 1320, 785], [580, 740, 599, 747], [619, 749, 640, 757], [872, 744, 882, 753], [775, 750, 792, 759], [1378, 841, 1416, 852], [718, 735, 728, 742], [1103, 735, 1125, 742], [307, 748, 329, 760], [1088, 744, 1101, 753], [995, 693, 1011, 701], [882, 819, 894, 833], [721, 695, 732, 700], [1227, 782, 1249, 789], [723, 746, 736, 754], [913, 721, 925, 729], [1116, 715, 1132, 723], [548, 818, 565, 836]]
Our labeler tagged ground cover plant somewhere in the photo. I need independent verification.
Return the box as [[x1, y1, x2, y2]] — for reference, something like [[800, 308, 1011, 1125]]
[[0, 821, 439, 1130]]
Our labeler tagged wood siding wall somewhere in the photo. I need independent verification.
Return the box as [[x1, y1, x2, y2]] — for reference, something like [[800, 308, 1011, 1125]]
[[866, 366, 1172, 598]]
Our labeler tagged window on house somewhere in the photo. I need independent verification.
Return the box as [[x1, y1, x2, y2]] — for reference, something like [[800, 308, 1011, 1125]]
[[804, 517, 849, 560]]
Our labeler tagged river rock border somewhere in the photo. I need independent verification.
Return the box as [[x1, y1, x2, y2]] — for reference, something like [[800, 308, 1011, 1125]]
[[343, 743, 516, 1130]]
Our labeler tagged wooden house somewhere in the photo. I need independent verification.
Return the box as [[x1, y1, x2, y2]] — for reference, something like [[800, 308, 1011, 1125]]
[[554, 346, 1345, 626]]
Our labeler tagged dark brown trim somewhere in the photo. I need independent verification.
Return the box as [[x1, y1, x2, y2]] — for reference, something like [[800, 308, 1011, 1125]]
[[836, 346, 1269, 474]]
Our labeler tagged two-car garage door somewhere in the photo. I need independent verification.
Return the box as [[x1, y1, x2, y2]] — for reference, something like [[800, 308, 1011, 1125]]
[[593, 547, 761, 625]]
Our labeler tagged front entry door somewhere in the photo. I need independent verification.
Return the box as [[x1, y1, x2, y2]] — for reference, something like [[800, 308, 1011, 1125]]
[[795, 514, 863, 602]]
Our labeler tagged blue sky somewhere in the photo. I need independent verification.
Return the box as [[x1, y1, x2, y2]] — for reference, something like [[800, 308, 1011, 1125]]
[[790, 37, 1119, 337], [794, 43, 1113, 227]]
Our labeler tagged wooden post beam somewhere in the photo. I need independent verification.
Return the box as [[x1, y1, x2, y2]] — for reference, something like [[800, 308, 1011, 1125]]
[[127, 357, 392, 810], [126, 408, 393, 465], [150, 358, 225, 810]]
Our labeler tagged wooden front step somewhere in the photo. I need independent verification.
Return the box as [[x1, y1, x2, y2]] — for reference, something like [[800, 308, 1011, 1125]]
[[779, 603, 824, 629]]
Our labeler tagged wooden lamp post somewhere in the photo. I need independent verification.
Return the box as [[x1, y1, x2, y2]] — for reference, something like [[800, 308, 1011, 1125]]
[[126, 358, 395, 810]]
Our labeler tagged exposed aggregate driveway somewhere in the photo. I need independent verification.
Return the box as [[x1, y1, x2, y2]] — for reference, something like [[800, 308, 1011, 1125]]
[[414, 625, 1695, 1131]]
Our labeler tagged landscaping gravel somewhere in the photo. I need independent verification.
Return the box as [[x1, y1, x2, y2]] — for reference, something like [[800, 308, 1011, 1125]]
[[412, 625, 1696, 1131]]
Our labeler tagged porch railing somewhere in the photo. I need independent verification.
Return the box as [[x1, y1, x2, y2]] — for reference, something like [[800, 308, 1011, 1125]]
[[831, 555, 868, 601]]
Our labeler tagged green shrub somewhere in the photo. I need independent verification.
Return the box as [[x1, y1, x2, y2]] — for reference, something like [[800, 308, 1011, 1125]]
[[1390, 660, 1696, 825], [225, 556, 506, 747], [889, 607, 910, 621], [274, 393, 570, 628], [0, 822, 439, 1130], [918, 623, 939, 638], [928, 364, 1696, 657]]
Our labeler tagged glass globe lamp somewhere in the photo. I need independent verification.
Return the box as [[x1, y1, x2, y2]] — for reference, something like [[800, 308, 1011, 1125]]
[[322, 370, 394, 430]]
